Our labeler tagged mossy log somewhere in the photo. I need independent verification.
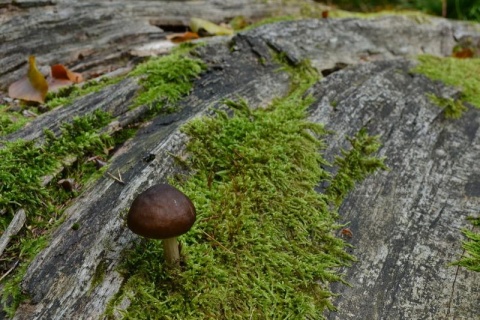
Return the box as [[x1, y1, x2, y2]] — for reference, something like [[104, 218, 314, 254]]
[[0, 0, 306, 91], [1, 3, 479, 319]]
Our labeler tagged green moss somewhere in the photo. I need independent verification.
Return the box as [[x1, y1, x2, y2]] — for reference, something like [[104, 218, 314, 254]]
[[130, 53, 206, 112], [273, 52, 320, 92], [1, 46, 210, 317], [1, 235, 48, 316], [0, 105, 29, 137], [243, 15, 297, 31], [90, 259, 108, 293], [327, 128, 387, 207], [329, 9, 433, 22], [45, 77, 123, 110], [453, 217, 480, 272], [427, 94, 467, 119], [413, 55, 480, 108], [0, 110, 115, 316], [108, 56, 386, 318]]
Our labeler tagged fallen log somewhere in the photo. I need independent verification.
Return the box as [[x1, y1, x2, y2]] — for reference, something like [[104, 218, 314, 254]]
[[0, 4, 479, 319]]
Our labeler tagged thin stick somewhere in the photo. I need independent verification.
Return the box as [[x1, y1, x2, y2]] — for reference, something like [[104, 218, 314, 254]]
[[0, 260, 19, 282], [201, 230, 234, 254], [106, 171, 125, 184]]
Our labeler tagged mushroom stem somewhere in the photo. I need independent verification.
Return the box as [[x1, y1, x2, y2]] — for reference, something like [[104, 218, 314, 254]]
[[163, 237, 180, 265]]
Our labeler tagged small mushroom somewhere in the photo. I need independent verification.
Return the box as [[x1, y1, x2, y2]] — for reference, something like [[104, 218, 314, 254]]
[[127, 184, 196, 266]]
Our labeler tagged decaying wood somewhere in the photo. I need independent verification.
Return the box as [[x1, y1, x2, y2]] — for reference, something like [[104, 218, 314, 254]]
[[0, 0, 309, 90], [0, 4, 479, 319], [1, 77, 140, 146]]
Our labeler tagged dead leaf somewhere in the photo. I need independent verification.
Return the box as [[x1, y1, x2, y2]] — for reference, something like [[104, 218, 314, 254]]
[[341, 227, 353, 238], [166, 31, 200, 43], [452, 46, 475, 59], [48, 64, 83, 92], [189, 17, 233, 36], [8, 56, 48, 103]]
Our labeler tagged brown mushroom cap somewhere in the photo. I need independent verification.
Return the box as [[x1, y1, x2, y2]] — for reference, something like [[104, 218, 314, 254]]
[[127, 184, 196, 239]]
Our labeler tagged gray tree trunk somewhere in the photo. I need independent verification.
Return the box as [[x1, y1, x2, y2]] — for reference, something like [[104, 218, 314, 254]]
[[1, 2, 479, 319]]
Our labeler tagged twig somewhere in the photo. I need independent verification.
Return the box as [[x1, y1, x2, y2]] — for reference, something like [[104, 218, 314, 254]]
[[0, 260, 20, 282], [106, 171, 125, 184], [201, 230, 234, 254]]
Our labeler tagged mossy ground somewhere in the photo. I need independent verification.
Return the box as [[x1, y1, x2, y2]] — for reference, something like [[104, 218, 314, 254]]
[[107, 58, 386, 318], [0, 48, 206, 317]]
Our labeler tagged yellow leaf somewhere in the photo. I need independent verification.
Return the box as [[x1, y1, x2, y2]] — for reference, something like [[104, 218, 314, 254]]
[[189, 18, 233, 36], [8, 56, 48, 103]]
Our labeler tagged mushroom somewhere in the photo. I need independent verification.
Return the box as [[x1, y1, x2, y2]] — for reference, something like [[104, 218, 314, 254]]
[[127, 184, 196, 266]]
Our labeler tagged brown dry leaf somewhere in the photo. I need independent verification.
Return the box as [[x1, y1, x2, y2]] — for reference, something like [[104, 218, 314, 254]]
[[452, 47, 475, 59], [189, 17, 233, 36], [166, 31, 200, 43], [341, 227, 353, 238], [48, 64, 83, 92], [8, 56, 48, 103]]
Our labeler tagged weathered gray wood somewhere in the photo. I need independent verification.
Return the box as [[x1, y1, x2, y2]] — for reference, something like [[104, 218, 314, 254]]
[[306, 59, 480, 319], [3, 12, 480, 320], [0, 210, 26, 258], [1, 77, 140, 146], [0, 0, 306, 90]]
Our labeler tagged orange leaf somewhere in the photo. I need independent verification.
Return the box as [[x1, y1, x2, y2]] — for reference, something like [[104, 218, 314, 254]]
[[166, 31, 200, 43], [8, 56, 48, 103], [51, 64, 83, 83], [452, 47, 474, 59], [341, 227, 353, 238], [48, 64, 83, 92]]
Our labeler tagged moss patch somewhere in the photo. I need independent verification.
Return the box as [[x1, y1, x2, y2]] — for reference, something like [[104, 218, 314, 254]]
[[413, 55, 480, 108], [427, 94, 468, 119], [0, 105, 29, 137], [453, 217, 480, 272], [327, 128, 387, 207], [107, 57, 386, 317], [130, 53, 206, 112]]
